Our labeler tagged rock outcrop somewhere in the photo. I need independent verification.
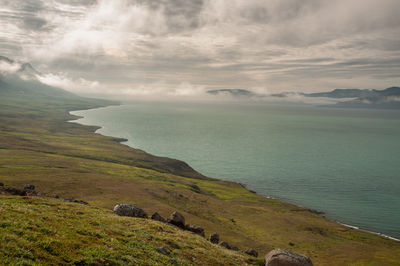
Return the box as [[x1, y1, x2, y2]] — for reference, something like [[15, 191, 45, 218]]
[[151, 212, 166, 223], [209, 233, 219, 244], [156, 247, 170, 256], [219, 241, 231, 250], [185, 224, 205, 237], [0, 186, 26, 196], [265, 249, 313, 266], [230, 245, 239, 251], [73, 199, 89, 205], [23, 184, 35, 191], [167, 211, 185, 228], [113, 204, 148, 218], [245, 249, 258, 257]]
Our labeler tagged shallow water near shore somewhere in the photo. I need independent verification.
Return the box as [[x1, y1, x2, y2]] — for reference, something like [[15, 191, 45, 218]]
[[71, 101, 400, 239]]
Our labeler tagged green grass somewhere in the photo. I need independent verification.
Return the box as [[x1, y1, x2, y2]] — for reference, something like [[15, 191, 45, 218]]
[[1, 86, 400, 265], [0, 196, 262, 265]]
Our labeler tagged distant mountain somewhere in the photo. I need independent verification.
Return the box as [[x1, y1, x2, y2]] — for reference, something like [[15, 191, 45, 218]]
[[0, 55, 14, 64], [207, 89, 257, 97], [268, 87, 400, 109], [270, 92, 302, 98], [304, 89, 373, 98], [0, 55, 78, 100], [336, 87, 400, 108]]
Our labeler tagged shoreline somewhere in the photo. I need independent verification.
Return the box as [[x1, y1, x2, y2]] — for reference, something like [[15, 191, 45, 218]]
[[69, 105, 400, 243]]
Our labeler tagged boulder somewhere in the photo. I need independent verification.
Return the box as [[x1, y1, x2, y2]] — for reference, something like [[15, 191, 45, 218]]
[[245, 249, 258, 257], [265, 249, 313, 266], [231, 245, 239, 251], [209, 233, 219, 244], [151, 212, 166, 223], [113, 204, 148, 218], [0, 182, 4, 186], [219, 241, 231, 250], [0, 186, 26, 196], [167, 211, 185, 228], [24, 184, 35, 191], [73, 199, 89, 205], [185, 224, 205, 237], [25, 190, 39, 196], [156, 247, 170, 256]]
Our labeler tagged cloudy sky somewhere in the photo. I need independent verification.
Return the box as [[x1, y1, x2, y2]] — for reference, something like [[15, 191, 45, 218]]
[[0, 0, 400, 97]]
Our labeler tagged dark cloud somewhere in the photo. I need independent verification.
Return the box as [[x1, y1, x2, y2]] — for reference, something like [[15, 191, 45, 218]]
[[0, 0, 399, 96], [22, 16, 47, 30]]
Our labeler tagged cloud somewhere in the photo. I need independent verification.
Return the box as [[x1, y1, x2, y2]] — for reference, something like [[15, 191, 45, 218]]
[[0, 0, 400, 97], [36, 73, 100, 94], [0, 60, 20, 74]]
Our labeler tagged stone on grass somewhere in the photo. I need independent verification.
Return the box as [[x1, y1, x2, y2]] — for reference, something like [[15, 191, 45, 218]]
[[24, 184, 35, 191], [185, 224, 205, 237], [167, 211, 185, 228], [151, 212, 166, 223], [73, 199, 89, 205], [230, 245, 239, 251], [156, 247, 170, 256], [0, 186, 26, 196], [0, 182, 4, 186], [209, 233, 219, 244], [219, 241, 231, 250], [245, 249, 258, 257], [265, 249, 313, 266], [113, 204, 148, 218]]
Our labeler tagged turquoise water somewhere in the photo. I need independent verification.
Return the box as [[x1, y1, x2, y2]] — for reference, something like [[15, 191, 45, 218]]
[[72, 101, 400, 239]]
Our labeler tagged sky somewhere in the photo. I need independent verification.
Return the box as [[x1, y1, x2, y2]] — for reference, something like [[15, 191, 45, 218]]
[[0, 0, 400, 98]]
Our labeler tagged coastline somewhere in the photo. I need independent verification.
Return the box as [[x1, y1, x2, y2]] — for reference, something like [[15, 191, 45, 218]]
[[69, 105, 400, 243]]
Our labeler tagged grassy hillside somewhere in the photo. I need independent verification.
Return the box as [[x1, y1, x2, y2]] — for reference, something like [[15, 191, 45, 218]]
[[0, 196, 261, 265], [1, 78, 400, 265]]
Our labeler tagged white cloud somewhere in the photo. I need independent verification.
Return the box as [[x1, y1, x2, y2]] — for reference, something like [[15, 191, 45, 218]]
[[36, 73, 100, 94], [1, 0, 400, 97], [0, 61, 20, 74]]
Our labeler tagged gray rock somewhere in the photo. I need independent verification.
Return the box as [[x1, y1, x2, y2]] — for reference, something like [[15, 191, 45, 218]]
[[113, 204, 148, 218], [265, 249, 313, 266], [151, 212, 166, 223], [167, 211, 185, 228], [185, 224, 205, 237], [73, 199, 89, 205], [189, 184, 201, 193], [24, 184, 35, 191], [170, 259, 178, 265], [156, 247, 170, 256], [245, 249, 258, 257], [231, 245, 239, 251], [209, 233, 219, 244], [0, 186, 26, 196], [219, 241, 231, 250]]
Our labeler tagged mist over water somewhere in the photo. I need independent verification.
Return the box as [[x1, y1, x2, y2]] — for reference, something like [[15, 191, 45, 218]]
[[72, 102, 400, 239]]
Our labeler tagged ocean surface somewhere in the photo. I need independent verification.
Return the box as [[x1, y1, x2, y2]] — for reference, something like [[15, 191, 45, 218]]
[[71, 101, 400, 239]]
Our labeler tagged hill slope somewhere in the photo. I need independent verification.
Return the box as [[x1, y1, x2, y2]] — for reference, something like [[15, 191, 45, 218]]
[[1, 57, 400, 265], [0, 196, 260, 265]]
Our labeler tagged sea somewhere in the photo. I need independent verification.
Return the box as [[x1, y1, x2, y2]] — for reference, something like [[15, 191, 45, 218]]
[[71, 101, 400, 239]]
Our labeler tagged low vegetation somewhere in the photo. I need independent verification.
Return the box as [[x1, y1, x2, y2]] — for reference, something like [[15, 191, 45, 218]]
[[0, 196, 262, 265], [1, 81, 400, 265]]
